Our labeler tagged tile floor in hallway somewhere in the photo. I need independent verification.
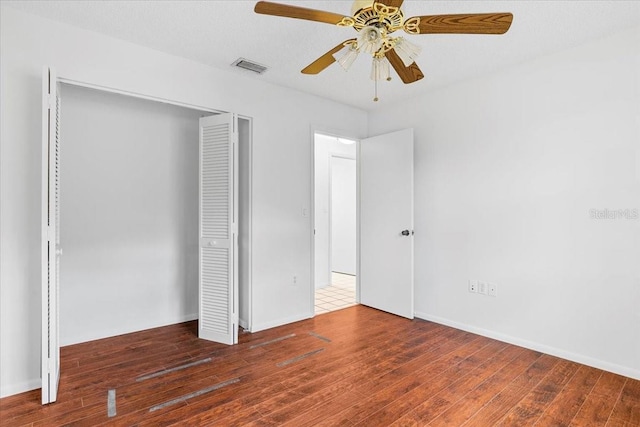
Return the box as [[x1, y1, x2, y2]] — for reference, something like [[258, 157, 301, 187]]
[[315, 272, 356, 314]]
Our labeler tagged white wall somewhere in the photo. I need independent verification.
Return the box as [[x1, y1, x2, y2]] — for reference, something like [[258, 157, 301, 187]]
[[59, 84, 201, 345], [0, 7, 367, 397], [331, 157, 357, 275], [314, 134, 356, 288], [369, 26, 640, 379]]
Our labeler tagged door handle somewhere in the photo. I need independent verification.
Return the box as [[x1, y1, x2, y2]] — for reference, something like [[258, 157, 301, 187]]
[[401, 230, 411, 236]]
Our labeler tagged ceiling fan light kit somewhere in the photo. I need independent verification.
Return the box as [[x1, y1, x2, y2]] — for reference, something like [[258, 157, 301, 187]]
[[394, 38, 422, 67], [358, 25, 385, 54], [254, 0, 513, 102], [371, 56, 391, 82], [337, 41, 359, 71]]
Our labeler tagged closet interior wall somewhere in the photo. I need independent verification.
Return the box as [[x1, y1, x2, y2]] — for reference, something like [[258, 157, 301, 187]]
[[59, 84, 254, 345]]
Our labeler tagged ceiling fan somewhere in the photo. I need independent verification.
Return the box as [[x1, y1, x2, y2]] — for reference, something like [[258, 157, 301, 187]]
[[254, 0, 513, 101]]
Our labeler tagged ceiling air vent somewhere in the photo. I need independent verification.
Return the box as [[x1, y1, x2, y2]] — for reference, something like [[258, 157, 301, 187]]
[[232, 58, 268, 74]]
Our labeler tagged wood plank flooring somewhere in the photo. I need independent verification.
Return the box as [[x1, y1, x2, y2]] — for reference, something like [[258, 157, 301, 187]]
[[1, 305, 638, 426]]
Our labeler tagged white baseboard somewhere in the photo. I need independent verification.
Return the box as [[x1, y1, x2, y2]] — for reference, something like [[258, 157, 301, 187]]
[[1, 378, 41, 399], [61, 312, 199, 347], [178, 313, 199, 323], [250, 312, 313, 333], [415, 311, 640, 381]]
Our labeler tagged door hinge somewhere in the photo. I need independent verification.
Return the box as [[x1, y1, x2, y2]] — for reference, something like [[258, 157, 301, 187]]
[[44, 94, 55, 110]]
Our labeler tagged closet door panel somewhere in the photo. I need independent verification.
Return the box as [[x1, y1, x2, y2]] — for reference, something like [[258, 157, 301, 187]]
[[199, 113, 238, 345]]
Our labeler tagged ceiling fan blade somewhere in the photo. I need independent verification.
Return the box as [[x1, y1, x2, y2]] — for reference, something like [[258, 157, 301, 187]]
[[302, 39, 356, 74], [409, 13, 513, 35], [385, 49, 424, 84], [254, 1, 347, 25], [375, 0, 404, 8]]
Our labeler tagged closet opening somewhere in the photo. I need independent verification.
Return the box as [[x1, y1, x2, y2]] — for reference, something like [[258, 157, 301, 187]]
[[57, 83, 252, 348]]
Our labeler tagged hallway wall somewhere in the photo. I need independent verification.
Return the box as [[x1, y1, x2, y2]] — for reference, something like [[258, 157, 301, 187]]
[[314, 134, 356, 288]]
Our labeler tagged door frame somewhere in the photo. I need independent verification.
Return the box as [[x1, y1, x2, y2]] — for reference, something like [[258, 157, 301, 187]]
[[56, 78, 254, 330], [310, 127, 362, 314]]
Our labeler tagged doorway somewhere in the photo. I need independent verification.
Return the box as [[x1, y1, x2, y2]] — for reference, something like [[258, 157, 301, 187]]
[[313, 133, 357, 314]]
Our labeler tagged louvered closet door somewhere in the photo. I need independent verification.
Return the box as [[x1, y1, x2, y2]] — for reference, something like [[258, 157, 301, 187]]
[[41, 67, 61, 404], [199, 113, 238, 345]]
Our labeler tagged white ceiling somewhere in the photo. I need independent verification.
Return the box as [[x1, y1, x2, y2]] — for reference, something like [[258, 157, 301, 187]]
[[4, 0, 640, 111]]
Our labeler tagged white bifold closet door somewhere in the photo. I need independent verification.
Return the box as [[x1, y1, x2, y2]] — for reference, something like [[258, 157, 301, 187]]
[[41, 67, 61, 404], [199, 113, 239, 345]]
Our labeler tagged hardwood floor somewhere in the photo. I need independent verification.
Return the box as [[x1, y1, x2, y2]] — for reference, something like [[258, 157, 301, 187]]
[[1, 306, 638, 426]]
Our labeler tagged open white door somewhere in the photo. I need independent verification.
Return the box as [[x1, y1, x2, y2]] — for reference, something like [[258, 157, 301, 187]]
[[41, 67, 61, 404], [199, 113, 238, 345], [359, 128, 414, 319]]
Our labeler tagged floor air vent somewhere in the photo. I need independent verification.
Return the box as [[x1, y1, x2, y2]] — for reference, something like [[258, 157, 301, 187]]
[[232, 58, 268, 74]]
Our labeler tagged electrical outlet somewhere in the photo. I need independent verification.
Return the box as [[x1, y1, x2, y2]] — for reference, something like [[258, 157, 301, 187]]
[[488, 283, 498, 297], [468, 280, 478, 293], [292, 275, 298, 285], [478, 281, 488, 295]]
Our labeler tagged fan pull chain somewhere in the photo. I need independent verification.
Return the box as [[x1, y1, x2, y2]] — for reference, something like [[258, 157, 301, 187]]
[[373, 79, 379, 102]]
